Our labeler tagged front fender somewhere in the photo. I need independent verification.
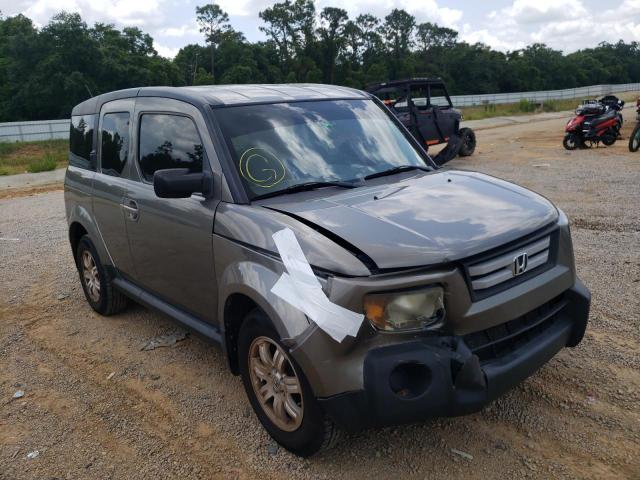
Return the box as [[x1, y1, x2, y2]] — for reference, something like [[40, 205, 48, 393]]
[[214, 236, 311, 341]]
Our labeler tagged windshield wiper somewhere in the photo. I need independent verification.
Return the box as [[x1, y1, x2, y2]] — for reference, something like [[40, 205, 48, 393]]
[[251, 180, 362, 201], [364, 165, 431, 180]]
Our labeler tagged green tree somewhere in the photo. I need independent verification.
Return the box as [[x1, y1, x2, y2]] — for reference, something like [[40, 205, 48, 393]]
[[355, 14, 382, 70], [196, 3, 231, 82], [2, 8, 640, 122], [318, 7, 348, 83], [416, 22, 458, 52], [259, 0, 316, 79], [382, 9, 415, 79]]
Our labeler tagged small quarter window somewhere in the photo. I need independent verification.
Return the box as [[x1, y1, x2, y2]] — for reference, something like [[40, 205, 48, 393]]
[[100, 112, 130, 177], [69, 114, 95, 170], [138, 114, 203, 182]]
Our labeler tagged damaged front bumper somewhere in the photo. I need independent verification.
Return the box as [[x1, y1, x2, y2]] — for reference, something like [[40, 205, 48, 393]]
[[317, 279, 590, 432]]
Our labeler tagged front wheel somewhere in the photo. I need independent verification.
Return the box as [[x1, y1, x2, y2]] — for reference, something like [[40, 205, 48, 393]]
[[629, 124, 640, 152], [563, 133, 579, 150], [458, 127, 476, 157], [602, 132, 617, 146], [238, 310, 340, 457]]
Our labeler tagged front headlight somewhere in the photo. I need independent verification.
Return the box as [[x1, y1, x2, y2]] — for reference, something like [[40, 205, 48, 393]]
[[364, 286, 445, 332]]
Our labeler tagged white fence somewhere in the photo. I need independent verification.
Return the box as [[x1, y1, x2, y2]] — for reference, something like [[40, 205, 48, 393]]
[[1, 82, 639, 142], [0, 119, 68, 142], [449, 83, 640, 107]]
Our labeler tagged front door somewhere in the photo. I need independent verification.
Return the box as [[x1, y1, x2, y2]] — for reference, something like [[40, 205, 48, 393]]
[[124, 97, 220, 322]]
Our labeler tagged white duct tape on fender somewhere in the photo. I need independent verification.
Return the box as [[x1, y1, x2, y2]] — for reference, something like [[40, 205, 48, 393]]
[[270, 228, 364, 343]]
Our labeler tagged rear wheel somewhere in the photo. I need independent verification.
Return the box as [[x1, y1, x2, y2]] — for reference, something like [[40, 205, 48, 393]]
[[76, 235, 128, 315], [238, 309, 339, 457], [563, 133, 579, 150], [629, 124, 640, 152], [458, 127, 476, 156]]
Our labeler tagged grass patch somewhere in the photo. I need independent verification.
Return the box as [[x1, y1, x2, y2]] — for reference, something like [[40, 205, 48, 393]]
[[461, 98, 581, 121], [0, 139, 67, 175], [26, 153, 58, 173], [460, 91, 640, 121]]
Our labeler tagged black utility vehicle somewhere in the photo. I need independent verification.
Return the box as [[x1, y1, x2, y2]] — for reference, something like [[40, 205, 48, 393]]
[[367, 78, 476, 165]]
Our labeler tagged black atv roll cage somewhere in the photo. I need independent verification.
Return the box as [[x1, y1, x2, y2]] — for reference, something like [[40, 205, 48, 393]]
[[366, 78, 465, 165], [366, 78, 455, 108], [367, 79, 455, 138]]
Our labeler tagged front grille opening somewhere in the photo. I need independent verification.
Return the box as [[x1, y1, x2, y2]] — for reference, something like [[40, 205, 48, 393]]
[[464, 295, 567, 363]]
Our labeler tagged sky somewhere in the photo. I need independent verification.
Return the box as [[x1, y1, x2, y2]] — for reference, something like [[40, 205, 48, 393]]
[[2, 0, 640, 58]]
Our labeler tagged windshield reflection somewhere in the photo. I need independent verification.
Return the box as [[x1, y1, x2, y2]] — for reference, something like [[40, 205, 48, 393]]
[[214, 99, 430, 199]]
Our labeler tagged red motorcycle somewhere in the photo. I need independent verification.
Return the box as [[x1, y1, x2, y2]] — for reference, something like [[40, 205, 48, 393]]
[[563, 100, 622, 150]]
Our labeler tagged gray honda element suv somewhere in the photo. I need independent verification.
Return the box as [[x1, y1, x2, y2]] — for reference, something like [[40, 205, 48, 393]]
[[65, 84, 590, 457]]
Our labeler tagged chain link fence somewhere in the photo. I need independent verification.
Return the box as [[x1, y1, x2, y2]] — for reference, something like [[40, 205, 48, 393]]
[[449, 83, 640, 107], [0, 119, 69, 143]]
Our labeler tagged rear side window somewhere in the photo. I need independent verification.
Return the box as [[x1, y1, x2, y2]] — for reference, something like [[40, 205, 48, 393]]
[[69, 115, 95, 170], [138, 114, 203, 181], [100, 112, 130, 177], [429, 85, 450, 108]]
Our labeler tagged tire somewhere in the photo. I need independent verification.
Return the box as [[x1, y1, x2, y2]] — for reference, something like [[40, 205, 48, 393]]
[[602, 132, 616, 146], [75, 235, 128, 316], [629, 124, 640, 152], [563, 133, 579, 150], [458, 127, 476, 157], [238, 309, 340, 457]]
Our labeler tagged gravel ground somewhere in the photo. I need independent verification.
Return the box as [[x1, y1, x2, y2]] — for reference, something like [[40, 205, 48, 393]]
[[1, 114, 639, 480]]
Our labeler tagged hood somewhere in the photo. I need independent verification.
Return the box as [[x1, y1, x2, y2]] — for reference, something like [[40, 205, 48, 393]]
[[265, 170, 558, 270]]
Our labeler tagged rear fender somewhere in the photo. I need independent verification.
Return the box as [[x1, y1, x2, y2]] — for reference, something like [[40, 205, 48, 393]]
[[67, 203, 113, 268], [596, 118, 618, 134]]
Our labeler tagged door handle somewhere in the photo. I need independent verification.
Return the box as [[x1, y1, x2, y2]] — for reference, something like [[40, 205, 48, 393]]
[[120, 199, 139, 222]]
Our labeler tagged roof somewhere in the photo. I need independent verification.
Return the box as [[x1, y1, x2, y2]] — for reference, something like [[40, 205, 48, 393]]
[[365, 78, 445, 92], [71, 84, 369, 115]]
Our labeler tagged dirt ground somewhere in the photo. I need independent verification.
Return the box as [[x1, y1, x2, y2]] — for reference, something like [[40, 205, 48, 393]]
[[1, 113, 639, 480]]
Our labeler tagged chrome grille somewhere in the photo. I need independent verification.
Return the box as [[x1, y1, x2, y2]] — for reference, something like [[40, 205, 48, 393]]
[[468, 236, 550, 291]]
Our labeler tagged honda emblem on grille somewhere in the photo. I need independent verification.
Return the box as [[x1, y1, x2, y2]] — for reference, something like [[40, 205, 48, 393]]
[[512, 253, 528, 276]]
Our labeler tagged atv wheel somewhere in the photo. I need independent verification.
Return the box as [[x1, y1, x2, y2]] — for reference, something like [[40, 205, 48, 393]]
[[563, 133, 579, 150], [629, 124, 640, 152], [458, 128, 476, 157]]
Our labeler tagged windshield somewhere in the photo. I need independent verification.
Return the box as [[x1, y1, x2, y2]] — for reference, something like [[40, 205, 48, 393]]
[[213, 99, 431, 199]]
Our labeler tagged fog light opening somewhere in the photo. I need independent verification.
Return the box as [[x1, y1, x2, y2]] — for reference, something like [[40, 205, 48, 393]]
[[389, 362, 431, 399]]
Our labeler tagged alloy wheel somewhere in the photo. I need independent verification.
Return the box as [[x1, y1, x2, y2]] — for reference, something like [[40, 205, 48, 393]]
[[81, 250, 101, 302], [248, 336, 304, 432]]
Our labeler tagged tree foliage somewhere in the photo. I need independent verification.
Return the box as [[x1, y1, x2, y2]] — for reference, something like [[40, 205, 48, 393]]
[[1, 4, 640, 121], [195, 4, 231, 81]]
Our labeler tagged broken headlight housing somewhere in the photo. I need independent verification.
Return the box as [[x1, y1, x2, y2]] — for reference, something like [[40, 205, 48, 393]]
[[364, 286, 445, 332]]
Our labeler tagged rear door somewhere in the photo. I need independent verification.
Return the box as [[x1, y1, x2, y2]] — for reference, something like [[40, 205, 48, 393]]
[[409, 84, 438, 144], [91, 99, 136, 275], [124, 97, 220, 322]]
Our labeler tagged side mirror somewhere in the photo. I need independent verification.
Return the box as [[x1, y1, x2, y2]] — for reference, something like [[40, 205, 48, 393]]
[[153, 168, 212, 199]]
